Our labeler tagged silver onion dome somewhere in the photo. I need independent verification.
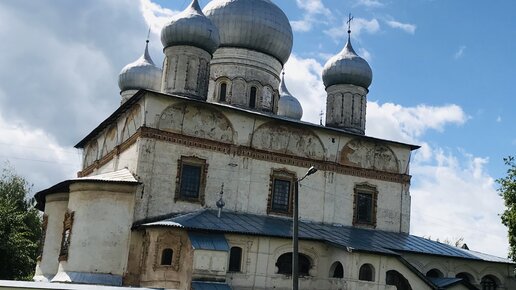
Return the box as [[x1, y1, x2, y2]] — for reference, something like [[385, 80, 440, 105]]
[[118, 41, 162, 92], [204, 0, 293, 64], [161, 0, 220, 54], [322, 37, 373, 89], [277, 72, 303, 120]]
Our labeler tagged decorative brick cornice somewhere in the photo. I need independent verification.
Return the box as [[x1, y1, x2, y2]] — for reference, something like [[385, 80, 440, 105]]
[[78, 126, 412, 185]]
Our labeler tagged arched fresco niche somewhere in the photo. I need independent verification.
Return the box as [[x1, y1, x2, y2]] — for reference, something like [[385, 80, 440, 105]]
[[100, 125, 118, 157], [84, 141, 98, 168], [339, 139, 399, 173], [251, 122, 325, 159], [157, 102, 235, 143], [121, 104, 142, 143]]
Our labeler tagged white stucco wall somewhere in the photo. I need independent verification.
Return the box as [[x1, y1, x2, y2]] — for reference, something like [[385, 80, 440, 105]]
[[55, 182, 136, 277], [34, 193, 69, 282], [402, 252, 514, 289]]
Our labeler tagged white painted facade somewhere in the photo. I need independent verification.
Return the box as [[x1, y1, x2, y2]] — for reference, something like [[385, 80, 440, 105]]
[[29, 1, 515, 290]]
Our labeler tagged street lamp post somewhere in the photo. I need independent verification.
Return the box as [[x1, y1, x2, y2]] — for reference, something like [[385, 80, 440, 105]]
[[293, 166, 318, 290]]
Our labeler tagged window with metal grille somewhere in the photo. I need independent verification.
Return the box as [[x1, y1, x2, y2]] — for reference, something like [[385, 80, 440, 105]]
[[272, 179, 291, 212], [268, 169, 296, 215], [180, 164, 201, 198], [228, 247, 242, 272], [353, 184, 378, 227], [356, 192, 373, 223], [175, 156, 207, 204]]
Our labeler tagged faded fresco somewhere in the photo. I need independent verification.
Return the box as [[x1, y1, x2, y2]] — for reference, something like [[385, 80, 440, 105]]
[[101, 125, 118, 157], [340, 139, 400, 173], [121, 104, 142, 143], [158, 102, 235, 143], [251, 122, 325, 159]]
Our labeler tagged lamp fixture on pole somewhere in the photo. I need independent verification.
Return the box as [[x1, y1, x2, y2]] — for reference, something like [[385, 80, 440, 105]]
[[292, 166, 318, 290]]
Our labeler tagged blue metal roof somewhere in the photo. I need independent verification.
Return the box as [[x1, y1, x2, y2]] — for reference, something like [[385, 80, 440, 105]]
[[188, 232, 229, 251], [191, 281, 232, 290], [427, 277, 479, 289], [142, 209, 514, 264]]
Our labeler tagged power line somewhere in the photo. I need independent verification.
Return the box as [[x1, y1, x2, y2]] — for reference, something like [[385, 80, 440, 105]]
[[0, 155, 80, 167]]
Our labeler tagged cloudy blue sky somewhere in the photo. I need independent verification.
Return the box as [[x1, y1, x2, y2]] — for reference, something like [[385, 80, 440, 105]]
[[0, 0, 514, 258]]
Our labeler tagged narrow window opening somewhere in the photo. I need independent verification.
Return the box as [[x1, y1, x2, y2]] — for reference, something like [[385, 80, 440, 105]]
[[249, 87, 257, 108], [161, 248, 173, 265], [220, 83, 227, 102], [228, 247, 242, 272], [356, 192, 373, 223]]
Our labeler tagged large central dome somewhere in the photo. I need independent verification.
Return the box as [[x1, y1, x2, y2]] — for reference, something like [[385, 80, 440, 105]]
[[203, 0, 293, 64]]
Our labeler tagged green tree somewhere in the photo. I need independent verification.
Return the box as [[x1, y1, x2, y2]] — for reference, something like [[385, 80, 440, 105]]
[[0, 164, 41, 280], [498, 156, 516, 261]]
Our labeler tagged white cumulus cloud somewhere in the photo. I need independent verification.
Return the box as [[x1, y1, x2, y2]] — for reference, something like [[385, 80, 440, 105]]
[[367, 102, 469, 143], [410, 149, 508, 258], [284, 54, 327, 124], [139, 0, 179, 36], [386, 20, 417, 34], [354, 0, 385, 8], [291, 0, 332, 32]]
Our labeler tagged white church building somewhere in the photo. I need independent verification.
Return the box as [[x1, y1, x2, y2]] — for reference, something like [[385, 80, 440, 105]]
[[22, 0, 516, 289]]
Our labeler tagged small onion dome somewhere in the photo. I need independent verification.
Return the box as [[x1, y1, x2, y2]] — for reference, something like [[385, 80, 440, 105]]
[[204, 0, 293, 64], [322, 37, 372, 89], [161, 0, 220, 54], [277, 73, 303, 120], [118, 41, 162, 92]]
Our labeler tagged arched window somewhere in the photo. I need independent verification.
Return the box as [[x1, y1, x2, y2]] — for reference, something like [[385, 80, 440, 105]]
[[426, 268, 443, 278], [161, 248, 173, 265], [456, 272, 474, 283], [276, 252, 311, 276], [329, 261, 343, 278], [219, 83, 227, 102], [249, 87, 257, 108], [386, 270, 413, 290], [481, 275, 498, 290], [228, 247, 242, 272], [359, 264, 374, 281]]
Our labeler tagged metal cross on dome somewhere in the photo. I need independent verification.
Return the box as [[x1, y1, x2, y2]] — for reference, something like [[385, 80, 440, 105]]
[[347, 13, 354, 35]]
